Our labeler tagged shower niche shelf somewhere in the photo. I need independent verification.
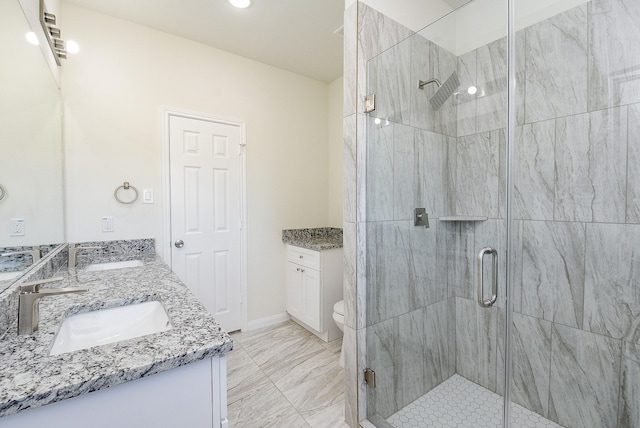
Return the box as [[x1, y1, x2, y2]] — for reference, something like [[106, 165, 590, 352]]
[[439, 216, 488, 222]]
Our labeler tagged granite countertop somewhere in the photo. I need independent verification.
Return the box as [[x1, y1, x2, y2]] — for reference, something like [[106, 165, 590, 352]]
[[282, 227, 343, 251], [0, 253, 233, 418]]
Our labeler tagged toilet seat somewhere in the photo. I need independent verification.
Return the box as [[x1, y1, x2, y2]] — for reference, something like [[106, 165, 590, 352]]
[[333, 300, 344, 316]]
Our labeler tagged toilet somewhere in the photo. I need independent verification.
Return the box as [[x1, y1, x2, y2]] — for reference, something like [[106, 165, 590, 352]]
[[332, 300, 345, 367], [332, 300, 344, 332]]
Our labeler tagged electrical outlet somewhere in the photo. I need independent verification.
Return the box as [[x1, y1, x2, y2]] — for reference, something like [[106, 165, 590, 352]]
[[101, 216, 114, 232], [10, 219, 25, 236]]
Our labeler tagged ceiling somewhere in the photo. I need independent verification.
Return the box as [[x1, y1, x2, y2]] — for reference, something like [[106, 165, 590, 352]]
[[63, 0, 345, 83]]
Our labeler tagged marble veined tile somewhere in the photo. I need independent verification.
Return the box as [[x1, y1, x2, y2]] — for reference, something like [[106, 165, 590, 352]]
[[367, 38, 412, 124], [367, 318, 401, 419], [476, 37, 508, 133], [226, 347, 264, 405], [409, 34, 457, 136], [514, 121, 555, 221], [415, 129, 449, 218], [524, 5, 588, 123], [227, 374, 310, 428], [510, 313, 553, 418], [302, 400, 350, 428], [455, 131, 500, 218], [240, 323, 325, 368], [455, 297, 499, 393], [438, 221, 475, 300], [627, 104, 640, 223], [619, 341, 640, 427], [584, 223, 640, 343], [366, 221, 410, 325], [555, 107, 627, 223], [397, 300, 455, 409], [521, 220, 585, 329], [275, 349, 344, 414], [589, 0, 640, 111], [549, 324, 622, 428], [343, 115, 357, 223], [409, 220, 443, 306], [457, 49, 477, 137], [343, 222, 356, 330], [393, 124, 415, 220], [367, 119, 394, 221]]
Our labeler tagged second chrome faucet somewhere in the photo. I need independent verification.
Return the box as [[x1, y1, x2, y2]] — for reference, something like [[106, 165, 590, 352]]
[[68, 243, 103, 268]]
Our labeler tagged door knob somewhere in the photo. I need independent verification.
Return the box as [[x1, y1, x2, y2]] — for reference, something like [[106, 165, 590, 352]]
[[174, 240, 184, 248]]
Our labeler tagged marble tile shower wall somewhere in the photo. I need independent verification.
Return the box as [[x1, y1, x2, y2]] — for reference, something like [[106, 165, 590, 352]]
[[358, 0, 640, 427]]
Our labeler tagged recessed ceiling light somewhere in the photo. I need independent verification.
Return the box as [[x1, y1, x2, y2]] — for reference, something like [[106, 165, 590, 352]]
[[25, 32, 39, 45], [229, 0, 251, 8], [66, 40, 80, 54]]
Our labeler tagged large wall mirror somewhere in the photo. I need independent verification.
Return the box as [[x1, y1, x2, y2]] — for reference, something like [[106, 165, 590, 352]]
[[0, 0, 65, 292]]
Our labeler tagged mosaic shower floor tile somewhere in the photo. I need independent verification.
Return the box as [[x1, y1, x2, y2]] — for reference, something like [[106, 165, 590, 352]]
[[386, 374, 562, 428]]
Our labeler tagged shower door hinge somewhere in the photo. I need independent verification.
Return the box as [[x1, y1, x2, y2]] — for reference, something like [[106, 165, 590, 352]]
[[364, 368, 376, 388], [364, 94, 376, 113]]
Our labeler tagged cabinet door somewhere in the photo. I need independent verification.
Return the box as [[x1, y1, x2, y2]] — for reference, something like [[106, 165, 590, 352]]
[[286, 261, 303, 319], [301, 268, 321, 331]]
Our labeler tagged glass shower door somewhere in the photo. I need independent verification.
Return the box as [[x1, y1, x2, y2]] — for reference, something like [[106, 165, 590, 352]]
[[510, 0, 640, 427], [362, 0, 512, 426]]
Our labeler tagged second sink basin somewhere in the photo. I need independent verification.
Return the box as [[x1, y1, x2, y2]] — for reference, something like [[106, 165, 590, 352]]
[[84, 260, 144, 272], [50, 301, 172, 355]]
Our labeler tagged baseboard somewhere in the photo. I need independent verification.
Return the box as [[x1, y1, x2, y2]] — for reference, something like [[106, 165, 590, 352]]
[[245, 312, 290, 331]]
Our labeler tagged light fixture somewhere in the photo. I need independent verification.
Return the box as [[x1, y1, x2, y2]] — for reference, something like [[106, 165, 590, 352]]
[[467, 85, 478, 95], [66, 40, 80, 54], [25, 32, 39, 45], [229, 0, 251, 8], [374, 118, 381, 125]]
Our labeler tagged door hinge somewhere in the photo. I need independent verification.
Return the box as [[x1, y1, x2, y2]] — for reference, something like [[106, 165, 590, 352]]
[[364, 94, 376, 113], [364, 368, 376, 389]]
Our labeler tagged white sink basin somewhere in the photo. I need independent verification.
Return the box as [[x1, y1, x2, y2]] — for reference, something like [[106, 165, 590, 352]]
[[50, 301, 172, 355], [84, 260, 144, 272]]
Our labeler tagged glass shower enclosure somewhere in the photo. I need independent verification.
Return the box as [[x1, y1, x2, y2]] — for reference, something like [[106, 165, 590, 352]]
[[361, 0, 640, 427]]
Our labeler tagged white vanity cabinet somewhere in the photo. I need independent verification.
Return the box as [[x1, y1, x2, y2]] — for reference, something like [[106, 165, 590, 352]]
[[285, 245, 343, 342], [0, 356, 228, 428]]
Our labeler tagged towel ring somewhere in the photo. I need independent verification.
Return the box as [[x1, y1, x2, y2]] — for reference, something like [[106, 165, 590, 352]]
[[114, 182, 139, 204], [0, 184, 5, 201]]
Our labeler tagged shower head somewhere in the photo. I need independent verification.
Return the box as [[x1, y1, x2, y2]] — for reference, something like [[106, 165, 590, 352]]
[[418, 71, 460, 111]]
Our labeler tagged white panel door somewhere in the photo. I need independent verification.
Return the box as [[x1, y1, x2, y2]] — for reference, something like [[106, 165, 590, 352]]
[[169, 115, 244, 332]]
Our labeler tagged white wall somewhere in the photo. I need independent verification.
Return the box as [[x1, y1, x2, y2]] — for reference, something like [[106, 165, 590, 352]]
[[327, 77, 344, 228], [345, 0, 454, 31], [61, 3, 337, 323]]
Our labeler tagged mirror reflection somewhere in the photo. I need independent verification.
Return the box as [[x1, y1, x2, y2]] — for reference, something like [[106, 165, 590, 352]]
[[0, 0, 65, 293]]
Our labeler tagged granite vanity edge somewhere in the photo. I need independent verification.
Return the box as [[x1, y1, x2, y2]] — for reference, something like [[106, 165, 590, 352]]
[[281, 227, 343, 250], [0, 246, 233, 418]]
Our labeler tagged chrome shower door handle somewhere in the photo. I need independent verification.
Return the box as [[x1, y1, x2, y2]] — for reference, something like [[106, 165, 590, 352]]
[[477, 247, 498, 308]]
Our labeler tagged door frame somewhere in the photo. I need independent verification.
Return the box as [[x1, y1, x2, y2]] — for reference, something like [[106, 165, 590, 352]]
[[162, 108, 248, 332]]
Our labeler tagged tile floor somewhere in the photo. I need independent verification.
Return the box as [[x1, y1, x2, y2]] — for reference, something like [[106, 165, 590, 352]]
[[227, 320, 349, 428], [386, 375, 562, 428]]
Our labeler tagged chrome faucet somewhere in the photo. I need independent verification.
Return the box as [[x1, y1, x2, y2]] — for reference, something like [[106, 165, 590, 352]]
[[18, 277, 88, 335], [68, 243, 103, 268], [1, 247, 42, 263]]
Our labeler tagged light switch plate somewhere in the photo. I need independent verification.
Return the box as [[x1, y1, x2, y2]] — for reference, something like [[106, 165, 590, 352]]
[[101, 216, 114, 232], [142, 188, 153, 204], [10, 219, 25, 236]]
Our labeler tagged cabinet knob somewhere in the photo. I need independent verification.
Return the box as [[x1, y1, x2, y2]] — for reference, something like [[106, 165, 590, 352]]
[[296, 267, 300, 272], [301, 269, 305, 273], [299, 255, 303, 259]]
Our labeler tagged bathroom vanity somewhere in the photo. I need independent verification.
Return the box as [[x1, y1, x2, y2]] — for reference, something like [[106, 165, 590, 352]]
[[0, 241, 232, 428], [282, 228, 343, 342]]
